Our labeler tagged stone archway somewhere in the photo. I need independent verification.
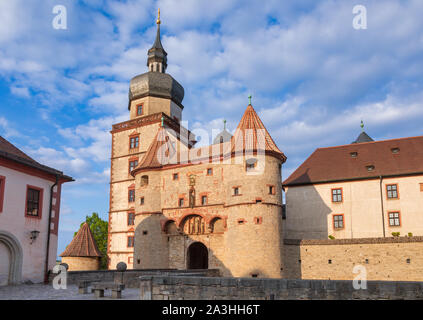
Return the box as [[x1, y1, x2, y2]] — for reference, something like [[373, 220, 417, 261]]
[[0, 230, 23, 286], [187, 242, 208, 270]]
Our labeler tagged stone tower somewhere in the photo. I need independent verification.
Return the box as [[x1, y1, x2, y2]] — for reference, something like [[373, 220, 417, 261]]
[[108, 11, 287, 278], [60, 223, 102, 271], [107, 11, 193, 269]]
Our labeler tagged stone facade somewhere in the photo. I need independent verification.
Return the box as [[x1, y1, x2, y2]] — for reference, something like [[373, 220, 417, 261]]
[[283, 237, 423, 281], [61, 257, 100, 272], [140, 275, 423, 300]]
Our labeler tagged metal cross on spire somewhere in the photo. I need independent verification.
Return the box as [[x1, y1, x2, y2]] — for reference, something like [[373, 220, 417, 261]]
[[248, 95, 252, 105]]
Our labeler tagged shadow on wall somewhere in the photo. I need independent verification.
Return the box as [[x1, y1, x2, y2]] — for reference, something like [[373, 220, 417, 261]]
[[283, 170, 332, 279], [133, 214, 233, 277]]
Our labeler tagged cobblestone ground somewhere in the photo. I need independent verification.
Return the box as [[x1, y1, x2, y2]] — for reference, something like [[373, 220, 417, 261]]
[[0, 284, 140, 300]]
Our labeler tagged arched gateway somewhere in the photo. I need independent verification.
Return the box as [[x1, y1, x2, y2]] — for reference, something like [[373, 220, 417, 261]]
[[0, 230, 23, 286], [187, 242, 208, 269]]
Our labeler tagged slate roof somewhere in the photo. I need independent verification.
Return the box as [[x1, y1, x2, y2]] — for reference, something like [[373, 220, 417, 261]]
[[60, 223, 102, 257], [0, 136, 73, 181], [283, 135, 423, 186], [352, 131, 374, 144]]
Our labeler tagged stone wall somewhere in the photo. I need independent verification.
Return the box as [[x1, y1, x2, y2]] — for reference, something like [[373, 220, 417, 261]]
[[283, 237, 423, 281], [48, 269, 220, 288], [140, 275, 423, 300], [61, 257, 100, 272]]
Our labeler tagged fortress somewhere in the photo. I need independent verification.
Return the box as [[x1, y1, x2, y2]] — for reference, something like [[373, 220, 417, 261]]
[[107, 13, 423, 282]]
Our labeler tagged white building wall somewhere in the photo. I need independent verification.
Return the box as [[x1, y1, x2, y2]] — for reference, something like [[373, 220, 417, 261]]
[[0, 166, 55, 283]]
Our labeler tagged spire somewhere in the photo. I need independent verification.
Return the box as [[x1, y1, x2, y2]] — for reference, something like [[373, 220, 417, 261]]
[[229, 104, 287, 161], [352, 120, 374, 144], [147, 8, 167, 73]]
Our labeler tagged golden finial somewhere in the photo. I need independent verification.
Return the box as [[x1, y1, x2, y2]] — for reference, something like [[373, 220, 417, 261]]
[[156, 8, 161, 25]]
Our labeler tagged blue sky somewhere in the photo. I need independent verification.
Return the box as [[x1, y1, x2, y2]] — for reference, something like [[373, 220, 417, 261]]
[[1, 0, 423, 258]]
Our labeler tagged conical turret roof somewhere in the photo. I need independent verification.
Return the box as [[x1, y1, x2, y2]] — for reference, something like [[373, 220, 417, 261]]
[[133, 126, 177, 173], [230, 104, 287, 162], [60, 222, 102, 257]]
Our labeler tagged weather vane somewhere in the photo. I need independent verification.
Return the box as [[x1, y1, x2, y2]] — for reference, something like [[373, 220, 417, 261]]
[[248, 95, 252, 105], [360, 120, 364, 132], [157, 8, 161, 25]]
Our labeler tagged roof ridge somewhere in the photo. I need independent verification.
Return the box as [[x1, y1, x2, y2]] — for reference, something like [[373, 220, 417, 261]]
[[317, 134, 423, 151]]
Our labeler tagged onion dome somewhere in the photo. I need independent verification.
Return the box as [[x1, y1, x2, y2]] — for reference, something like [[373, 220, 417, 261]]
[[128, 9, 184, 109]]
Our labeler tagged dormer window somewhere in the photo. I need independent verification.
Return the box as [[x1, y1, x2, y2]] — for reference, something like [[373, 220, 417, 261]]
[[391, 147, 400, 154], [366, 165, 375, 172], [350, 152, 358, 158]]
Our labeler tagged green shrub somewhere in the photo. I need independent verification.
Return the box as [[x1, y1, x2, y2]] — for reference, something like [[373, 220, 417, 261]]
[[408, 232, 413, 237], [392, 232, 400, 237], [328, 235, 335, 240]]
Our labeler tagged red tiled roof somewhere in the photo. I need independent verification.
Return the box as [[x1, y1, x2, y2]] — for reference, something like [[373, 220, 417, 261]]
[[0, 136, 73, 181], [230, 105, 286, 162], [133, 104, 286, 174], [60, 223, 102, 257], [283, 135, 423, 186]]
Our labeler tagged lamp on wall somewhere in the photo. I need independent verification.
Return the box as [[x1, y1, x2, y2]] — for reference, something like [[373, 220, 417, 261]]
[[30, 230, 40, 244]]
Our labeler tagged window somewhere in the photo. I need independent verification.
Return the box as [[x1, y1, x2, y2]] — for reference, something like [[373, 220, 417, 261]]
[[269, 185, 275, 195], [391, 147, 400, 154], [333, 215, 344, 229], [141, 175, 149, 187], [201, 195, 207, 205], [128, 212, 135, 226], [207, 168, 213, 176], [129, 160, 138, 173], [127, 236, 134, 247], [173, 173, 179, 180], [246, 158, 257, 172], [0, 175, 5, 213], [388, 212, 401, 227], [350, 152, 358, 158], [140, 197, 144, 205], [130, 136, 139, 149], [26, 186, 43, 218], [137, 104, 143, 116], [178, 198, 184, 207], [128, 189, 135, 203], [332, 188, 342, 202], [233, 187, 239, 196], [386, 184, 398, 199]]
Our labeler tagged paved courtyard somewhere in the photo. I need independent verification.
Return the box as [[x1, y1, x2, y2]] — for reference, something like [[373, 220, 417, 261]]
[[0, 284, 140, 300]]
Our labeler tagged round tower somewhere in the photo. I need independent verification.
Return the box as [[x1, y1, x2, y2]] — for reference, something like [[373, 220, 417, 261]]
[[223, 102, 286, 278]]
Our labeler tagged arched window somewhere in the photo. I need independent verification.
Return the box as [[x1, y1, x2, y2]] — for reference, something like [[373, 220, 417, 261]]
[[210, 217, 224, 233], [141, 175, 149, 187], [164, 221, 178, 235]]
